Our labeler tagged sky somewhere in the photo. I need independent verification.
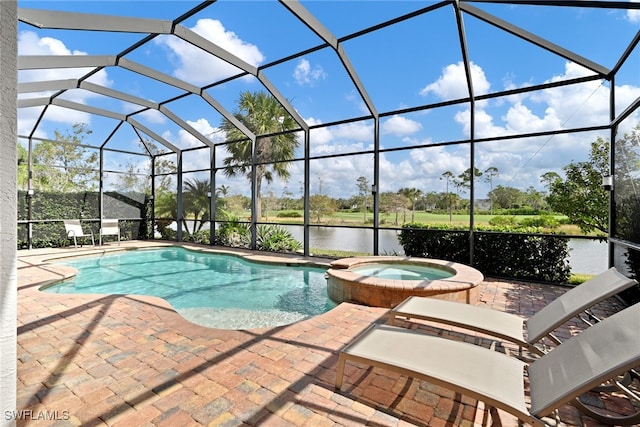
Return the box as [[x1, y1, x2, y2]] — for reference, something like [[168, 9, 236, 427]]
[[16, 0, 640, 200]]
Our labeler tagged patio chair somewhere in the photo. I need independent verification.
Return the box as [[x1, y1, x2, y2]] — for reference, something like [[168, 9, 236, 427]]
[[100, 219, 120, 245], [388, 267, 636, 355], [63, 219, 95, 248], [336, 303, 640, 427]]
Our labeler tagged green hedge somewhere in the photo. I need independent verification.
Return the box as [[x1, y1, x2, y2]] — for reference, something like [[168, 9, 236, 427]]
[[18, 190, 150, 248], [398, 223, 571, 283]]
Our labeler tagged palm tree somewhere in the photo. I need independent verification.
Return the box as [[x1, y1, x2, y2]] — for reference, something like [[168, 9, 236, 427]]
[[220, 91, 300, 221], [182, 177, 211, 234]]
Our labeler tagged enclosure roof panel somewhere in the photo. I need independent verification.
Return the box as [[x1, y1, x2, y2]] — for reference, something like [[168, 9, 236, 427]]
[[14, 0, 640, 159]]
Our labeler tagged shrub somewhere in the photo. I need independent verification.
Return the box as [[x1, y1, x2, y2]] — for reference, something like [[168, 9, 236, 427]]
[[398, 223, 571, 283], [276, 211, 302, 218], [518, 214, 560, 229], [257, 225, 302, 252], [398, 223, 469, 262], [489, 215, 518, 227], [159, 226, 176, 241], [215, 219, 250, 247], [474, 232, 570, 283], [188, 229, 210, 244]]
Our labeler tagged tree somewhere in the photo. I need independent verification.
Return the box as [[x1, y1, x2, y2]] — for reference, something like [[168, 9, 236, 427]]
[[524, 186, 547, 210], [182, 177, 211, 234], [398, 187, 422, 222], [262, 190, 279, 220], [458, 167, 483, 190], [17, 143, 29, 190], [540, 172, 561, 188], [309, 194, 337, 223], [483, 166, 499, 188], [440, 171, 455, 221], [543, 138, 610, 234], [217, 184, 230, 197], [114, 162, 144, 193], [484, 166, 499, 213], [614, 125, 640, 198], [31, 123, 99, 192], [220, 91, 300, 221], [379, 192, 407, 225], [488, 185, 525, 210], [356, 176, 370, 221], [115, 139, 176, 194], [422, 191, 440, 211]]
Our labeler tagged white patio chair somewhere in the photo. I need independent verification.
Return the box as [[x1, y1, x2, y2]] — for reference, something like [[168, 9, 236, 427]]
[[63, 219, 95, 248], [336, 303, 640, 426], [389, 267, 637, 355], [100, 219, 121, 245]]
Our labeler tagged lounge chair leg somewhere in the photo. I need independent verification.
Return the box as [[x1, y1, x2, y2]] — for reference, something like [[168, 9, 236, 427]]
[[335, 353, 346, 390]]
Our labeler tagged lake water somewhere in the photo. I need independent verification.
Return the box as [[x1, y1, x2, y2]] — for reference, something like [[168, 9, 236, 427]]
[[174, 221, 608, 274], [286, 226, 608, 275]]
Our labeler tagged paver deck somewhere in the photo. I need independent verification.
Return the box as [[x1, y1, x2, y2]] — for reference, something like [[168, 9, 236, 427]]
[[14, 242, 635, 426]]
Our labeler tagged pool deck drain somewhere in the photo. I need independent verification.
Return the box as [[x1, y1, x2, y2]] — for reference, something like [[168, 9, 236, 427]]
[[16, 241, 630, 426]]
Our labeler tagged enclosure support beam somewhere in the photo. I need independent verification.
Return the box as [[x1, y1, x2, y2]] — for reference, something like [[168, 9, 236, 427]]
[[209, 147, 216, 247], [608, 77, 616, 268], [373, 119, 380, 255], [303, 129, 310, 256], [176, 151, 183, 242], [99, 148, 104, 224]]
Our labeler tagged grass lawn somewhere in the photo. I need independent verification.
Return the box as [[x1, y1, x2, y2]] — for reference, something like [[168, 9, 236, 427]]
[[263, 209, 588, 234]]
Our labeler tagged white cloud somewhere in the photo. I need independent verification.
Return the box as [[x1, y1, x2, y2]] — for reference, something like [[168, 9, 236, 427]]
[[17, 107, 48, 138], [381, 115, 422, 136], [451, 62, 614, 142], [189, 118, 227, 144], [420, 61, 490, 99], [304, 118, 375, 156], [627, 0, 640, 23], [155, 19, 265, 85], [293, 58, 327, 86], [19, 31, 81, 56], [17, 31, 113, 134], [135, 109, 167, 125], [345, 90, 371, 115], [332, 122, 374, 141], [229, 57, 639, 200], [18, 31, 111, 87]]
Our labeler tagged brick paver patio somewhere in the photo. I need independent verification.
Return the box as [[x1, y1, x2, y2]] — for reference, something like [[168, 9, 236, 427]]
[[14, 242, 634, 426]]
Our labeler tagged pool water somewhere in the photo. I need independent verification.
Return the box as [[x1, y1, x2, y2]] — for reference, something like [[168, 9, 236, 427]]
[[350, 263, 453, 280], [44, 247, 336, 329]]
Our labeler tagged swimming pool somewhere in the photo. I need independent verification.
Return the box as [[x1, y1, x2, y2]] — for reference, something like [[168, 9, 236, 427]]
[[43, 247, 336, 329]]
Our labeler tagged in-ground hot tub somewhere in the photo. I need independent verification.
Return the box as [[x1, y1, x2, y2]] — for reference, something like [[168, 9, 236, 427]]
[[326, 256, 484, 308]]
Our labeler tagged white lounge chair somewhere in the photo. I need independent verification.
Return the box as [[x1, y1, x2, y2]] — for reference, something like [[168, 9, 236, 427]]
[[100, 219, 120, 245], [64, 219, 96, 248], [336, 303, 640, 427], [389, 267, 637, 355], [63, 219, 95, 248]]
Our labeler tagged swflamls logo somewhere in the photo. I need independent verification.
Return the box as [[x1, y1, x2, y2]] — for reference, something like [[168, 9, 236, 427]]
[[4, 410, 70, 420]]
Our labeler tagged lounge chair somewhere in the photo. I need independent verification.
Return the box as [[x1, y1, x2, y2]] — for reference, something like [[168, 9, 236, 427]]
[[100, 219, 120, 245], [63, 219, 95, 248], [389, 267, 636, 355], [335, 303, 640, 427]]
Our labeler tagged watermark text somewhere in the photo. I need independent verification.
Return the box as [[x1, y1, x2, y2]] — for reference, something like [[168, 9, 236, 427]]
[[4, 410, 70, 421]]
